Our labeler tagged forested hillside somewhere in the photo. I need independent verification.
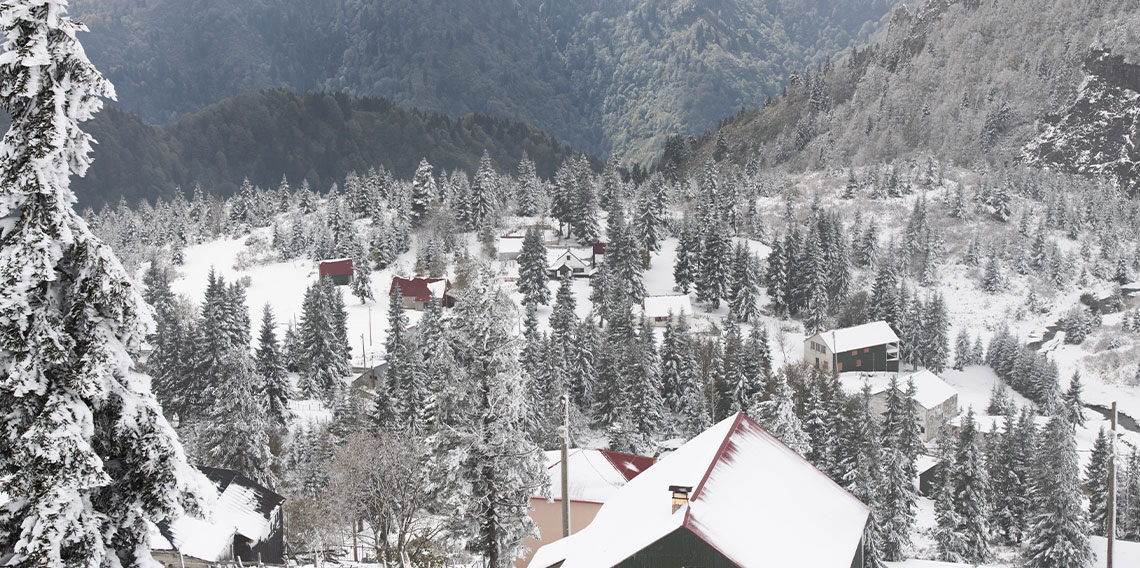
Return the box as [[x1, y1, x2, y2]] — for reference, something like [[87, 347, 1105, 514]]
[[74, 89, 586, 209], [670, 0, 1140, 193], [70, 0, 898, 162]]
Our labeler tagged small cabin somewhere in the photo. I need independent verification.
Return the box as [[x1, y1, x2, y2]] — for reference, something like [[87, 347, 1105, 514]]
[[389, 276, 453, 310], [319, 258, 353, 286], [839, 370, 959, 442], [497, 235, 525, 262], [639, 294, 693, 327], [804, 321, 900, 373], [547, 247, 595, 278]]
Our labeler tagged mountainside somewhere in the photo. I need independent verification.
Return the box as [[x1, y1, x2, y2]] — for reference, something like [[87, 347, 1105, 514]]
[[70, 0, 898, 163], [75, 90, 585, 209], [674, 0, 1140, 192]]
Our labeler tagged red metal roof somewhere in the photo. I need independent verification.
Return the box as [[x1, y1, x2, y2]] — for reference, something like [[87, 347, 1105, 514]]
[[319, 258, 353, 277], [389, 276, 449, 303], [598, 449, 656, 482]]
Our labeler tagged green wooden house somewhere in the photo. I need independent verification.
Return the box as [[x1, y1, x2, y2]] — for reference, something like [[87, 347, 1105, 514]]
[[528, 413, 870, 568]]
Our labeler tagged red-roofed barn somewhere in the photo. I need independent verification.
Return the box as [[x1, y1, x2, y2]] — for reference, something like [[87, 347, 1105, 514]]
[[318, 258, 353, 286]]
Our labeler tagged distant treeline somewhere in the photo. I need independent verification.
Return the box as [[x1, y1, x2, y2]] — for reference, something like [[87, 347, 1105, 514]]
[[73, 89, 592, 209]]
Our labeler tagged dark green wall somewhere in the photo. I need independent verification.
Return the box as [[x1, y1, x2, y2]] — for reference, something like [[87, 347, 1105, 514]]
[[615, 528, 738, 568], [835, 344, 898, 373]]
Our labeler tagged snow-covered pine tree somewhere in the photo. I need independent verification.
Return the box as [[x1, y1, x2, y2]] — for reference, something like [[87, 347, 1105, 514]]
[[199, 346, 276, 487], [697, 223, 732, 308], [922, 293, 950, 373], [515, 152, 541, 216], [673, 219, 700, 294], [1085, 427, 1111, 537], [549, 272, 577, 351], [949, 409, 992, 563], [410, 158, 437, 226], [569, 317, 599, 412], [467, 150, 498, 231], [982, 256, 1003, 293], [952, 327, 972, 370], [428, 267, 545, 567], [877, 376, 920, 561], [1023, 416, 1092, 568], [1061, 371, 1086, 427], [606, 205, 645, 302], [633, 176, 667, 253], [0, 4, 209, 563], [764, 237, 788, 316], [728, 242, 759, 322], [299, 278, 350, 401], [256, 304, 292, 426], [748, 369, 810, 455], [517, 226, 550, 306]]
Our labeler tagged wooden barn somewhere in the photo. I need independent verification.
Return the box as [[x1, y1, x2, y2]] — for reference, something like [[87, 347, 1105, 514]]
[[529, 413, 870, 568], [318, 258, 353, 286], [804, 321, 900, 373], [152, 467, 285, 566], [389, 276, 453, 310]]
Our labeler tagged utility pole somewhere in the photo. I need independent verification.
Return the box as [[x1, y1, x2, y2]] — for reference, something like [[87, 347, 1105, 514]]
[[1108, 401, 1117, 568], [560, 394, 572, 538], [368, 305, 373, 345]]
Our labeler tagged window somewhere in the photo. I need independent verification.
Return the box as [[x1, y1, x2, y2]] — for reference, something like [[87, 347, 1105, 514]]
[[851, 350, 858, 356], [864, 348, 870, 353], [856, 359, 862, 368], [837, 362, 843, 371]]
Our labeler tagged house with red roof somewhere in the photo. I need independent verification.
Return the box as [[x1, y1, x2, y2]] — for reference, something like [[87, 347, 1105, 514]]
[[528, 413, 870, 568], [518, 449, 655, 568], [318, 258, 353, 286], [388, 276, 453, 310]]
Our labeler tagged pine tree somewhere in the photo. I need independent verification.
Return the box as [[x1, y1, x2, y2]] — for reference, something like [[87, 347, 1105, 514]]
[[922, 293, 951, 373], [299, 278, 350, 401], [517, 226, 550, 306], [428, 267, 545, 567], [949, 409, 992, 563], [670, 318, 711, 438], [468, 150, 498, 231], [697, 224, 732, 308], [877, 377, 920, 561], [1085, 427, 1111, 537], [1023, 417, 1092, 568], [633, 176, 667, 252], [1061, 371, 1086, 427], [764, 237, 788, 316], [606, 206, 645, 302], [410, 158, 437, 226], [0, 4, 207, 564], [728, 243, 759, 322], [569, 318, 599, 412], [515, 153, 541, 216], [673, 221, 700, 295], [256, 304, 292, 426], [549, 272, 577, 351], [982, 256, 1003, 293], [199, 347, 276, 487], [952, 328, 972, 370], [748, 370, 810, 455], [989, 407, 1036, 544]]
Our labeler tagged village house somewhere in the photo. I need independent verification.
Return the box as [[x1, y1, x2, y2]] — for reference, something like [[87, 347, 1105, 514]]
[[638, 294, 693, 327], [528, 413, 870, 568], [389, 276, 453, 310], [517, 448, 655, 568], [496, 235, 525, 262], [804, 320, 900, 373], [318, 258, 353, 286], [152, 467, 285, 567], [838, 370, 959, 442], [547, 247, 596, 278]]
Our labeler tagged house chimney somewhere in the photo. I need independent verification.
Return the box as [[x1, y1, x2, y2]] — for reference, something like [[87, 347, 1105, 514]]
[[670, 485, 692, 513]]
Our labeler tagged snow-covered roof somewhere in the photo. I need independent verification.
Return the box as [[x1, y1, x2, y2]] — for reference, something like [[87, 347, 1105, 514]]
[[529, 413, 869, 568], [546, 247, 593, 268], [639, 294, 693, 319], [157, 467, 284, 562], [838, 371, 958, 410], [950, 413, 1050, 432], [809, 321, 899, 352], [497, 236, 525, 255], [537, 448, 655, 504]]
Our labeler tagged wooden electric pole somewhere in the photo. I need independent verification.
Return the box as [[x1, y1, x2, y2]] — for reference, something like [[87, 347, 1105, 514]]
[[1108, 401, 1117, 568], [560, 394, 571, 538]]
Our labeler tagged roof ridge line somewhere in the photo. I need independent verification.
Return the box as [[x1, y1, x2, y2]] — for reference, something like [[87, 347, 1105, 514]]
[[689, 412, 745, 502]]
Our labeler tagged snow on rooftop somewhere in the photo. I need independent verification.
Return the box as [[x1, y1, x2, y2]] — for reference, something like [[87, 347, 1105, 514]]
[[497, 237, 525, 254], [640, 294, 693, 318], [538, 449, 653, 504], [529, 413, 869, 568], [838, 370, 957, 410], [426, 279, 447, 298], [810, 321, 900, 352]]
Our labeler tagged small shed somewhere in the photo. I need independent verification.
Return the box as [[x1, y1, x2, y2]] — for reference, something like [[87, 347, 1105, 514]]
[[319, 258, 354, 286], [389, 276, 453, 310], [639, 294, 693, 327], [497, 235, 526, 262], [804, 321, 900, 373]]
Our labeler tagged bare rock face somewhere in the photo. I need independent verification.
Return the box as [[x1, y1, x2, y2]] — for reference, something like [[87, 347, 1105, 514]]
[[1024, 49, 1140, 195]]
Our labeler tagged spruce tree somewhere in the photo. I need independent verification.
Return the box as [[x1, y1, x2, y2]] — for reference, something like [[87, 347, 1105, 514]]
[[199, 347, 276, 487], [1061, 371, 1086, 427], [1085, 427, 1111, 537], [517, 226, 550, 306], [697, 224, 732, 308], [299, 278, 350, 401], [952, 327, 972, 370], [949, 409, 992, 563], [673, 220, 700, 294], [410, 158, 437, 226], [256, 304, 292, 426], [1, 4, 206, 562], [728, 242, 759, 322], [1023, 417, 1092, 568], [748, 370, 811, 455]]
